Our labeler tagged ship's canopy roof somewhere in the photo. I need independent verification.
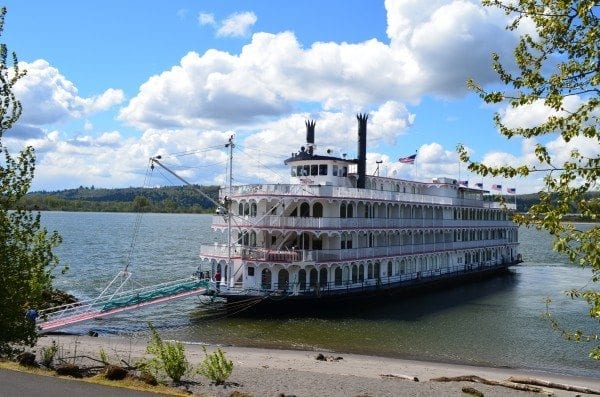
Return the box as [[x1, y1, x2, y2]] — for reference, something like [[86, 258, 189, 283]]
[[284, 150, 358, 165]]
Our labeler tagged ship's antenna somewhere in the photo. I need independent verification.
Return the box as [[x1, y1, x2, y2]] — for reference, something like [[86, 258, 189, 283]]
[[224, 135, 235, 289]]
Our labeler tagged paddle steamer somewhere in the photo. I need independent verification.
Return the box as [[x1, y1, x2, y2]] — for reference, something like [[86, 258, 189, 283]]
[[199, 114, 520, 310]]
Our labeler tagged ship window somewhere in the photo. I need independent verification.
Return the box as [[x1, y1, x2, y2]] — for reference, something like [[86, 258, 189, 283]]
[[298, 269, 306, 290], [300, 202, 310, 217], [332, 165, 338, 176], [296, 165, 302, 176], [341, 232, 352, 249], [302, 165, 310, 176], [247, 267, 255, 276], [313, 202, 323, 218], [319, 268, 328, 286], [359, 265, 364, 282], [313, 238, 322, 250], [319, 164, 328, 175], [261, 269, 272, 289], [334, 267, 342, 286], [341, 166, 348, 177], [291, 167, 297, 177], [278, 269, 289, 291], [311, 164, 318, 176], [309, 268, 318, 287]]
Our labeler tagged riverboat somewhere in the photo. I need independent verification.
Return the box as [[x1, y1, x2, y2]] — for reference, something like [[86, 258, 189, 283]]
[[198, 114, 520, 312]]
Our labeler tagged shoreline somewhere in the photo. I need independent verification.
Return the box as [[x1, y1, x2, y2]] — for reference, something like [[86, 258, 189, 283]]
[[35, 334, 600, 397]]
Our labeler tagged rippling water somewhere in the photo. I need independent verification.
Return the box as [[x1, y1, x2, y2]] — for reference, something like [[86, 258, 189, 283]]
[[41, 212, 599, 378]]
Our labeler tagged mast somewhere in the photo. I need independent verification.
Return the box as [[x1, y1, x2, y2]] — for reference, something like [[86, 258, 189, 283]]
[[225, 135, 235, 290]]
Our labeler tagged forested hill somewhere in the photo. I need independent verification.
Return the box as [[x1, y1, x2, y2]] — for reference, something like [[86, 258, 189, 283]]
[[15, 186, 600, 216], [18, 185, 220, 213]]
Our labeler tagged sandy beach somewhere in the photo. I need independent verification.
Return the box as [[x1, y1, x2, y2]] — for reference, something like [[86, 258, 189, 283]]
[[32, 334, 600, 397]]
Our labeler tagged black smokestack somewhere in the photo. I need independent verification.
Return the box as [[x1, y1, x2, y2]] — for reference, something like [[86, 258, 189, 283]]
[[357, 113, 368, 189], [305, 120, 315, 155], [305, 120, 315, 144]]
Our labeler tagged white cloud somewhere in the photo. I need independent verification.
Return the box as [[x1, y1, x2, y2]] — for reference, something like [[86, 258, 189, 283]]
[[118, 49, 290, 130], [121, 1, 520, 132], [500, 96, 585, 129], [13, 60, 125, 127], [370, 101, 415, 145], [7, 126, 236, 191], [386, 0, 517, 96], [17, 1, 555, 193], [198, 12, 216, 26], [118, 33, 418, 130], [217, 12, 257, 38]]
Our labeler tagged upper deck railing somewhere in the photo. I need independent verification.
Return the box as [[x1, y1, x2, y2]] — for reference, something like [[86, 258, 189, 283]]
[[199, 240, 519, 263], [213, 215, 516, 230], [224, 184, 516, 210]]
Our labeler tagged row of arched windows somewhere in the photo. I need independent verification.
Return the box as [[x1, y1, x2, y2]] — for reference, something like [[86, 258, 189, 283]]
[[236, 199, 507, 221], [255, 246, 509, 290]]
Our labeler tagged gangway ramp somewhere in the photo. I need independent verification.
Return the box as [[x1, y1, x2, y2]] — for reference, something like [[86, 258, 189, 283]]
[[38, 277, 210, 332]]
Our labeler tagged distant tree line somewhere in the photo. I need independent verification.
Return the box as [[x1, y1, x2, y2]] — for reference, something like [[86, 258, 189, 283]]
[[13, 185, 600, 218], [14, 185, 220, 214], [514, 191, 600, 221]]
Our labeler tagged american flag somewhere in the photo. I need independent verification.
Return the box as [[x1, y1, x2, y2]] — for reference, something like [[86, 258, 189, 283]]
[[507, 188, 516, 194], [491, 184, 502, 191], [398, 154, 416, 164], [475, 182, 484, 189], [459, 180, 468, 186]]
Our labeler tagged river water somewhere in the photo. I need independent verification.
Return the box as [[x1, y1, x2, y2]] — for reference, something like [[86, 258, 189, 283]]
[[40, 211, 599, 378]]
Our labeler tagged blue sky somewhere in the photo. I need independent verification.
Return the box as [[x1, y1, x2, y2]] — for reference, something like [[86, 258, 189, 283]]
[[3, 0, 593, 193]]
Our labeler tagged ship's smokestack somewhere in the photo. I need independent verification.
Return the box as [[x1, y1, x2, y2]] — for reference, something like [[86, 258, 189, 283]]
[[305, 120, 315, 155], [357, 113, 368, 189]]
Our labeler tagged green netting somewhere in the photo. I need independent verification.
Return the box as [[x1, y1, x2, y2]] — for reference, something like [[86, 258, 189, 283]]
[[101, 279, 209, 312]]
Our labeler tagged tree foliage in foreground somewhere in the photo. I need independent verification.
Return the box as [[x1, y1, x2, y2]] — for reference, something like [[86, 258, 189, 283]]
[[0, 7, 62, 356], [460, 0, 599, 357]]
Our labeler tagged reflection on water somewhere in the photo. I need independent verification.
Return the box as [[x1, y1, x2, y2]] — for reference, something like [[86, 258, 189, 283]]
[[42, 212, 600, 378]]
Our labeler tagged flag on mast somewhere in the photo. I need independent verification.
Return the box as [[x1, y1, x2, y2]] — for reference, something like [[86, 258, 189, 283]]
[[507, 188, 516, 194], [459, 180, 468, 187], [475, 182, 484, 189], [399, 154, 416, 164], [491, 184, 502, 191]]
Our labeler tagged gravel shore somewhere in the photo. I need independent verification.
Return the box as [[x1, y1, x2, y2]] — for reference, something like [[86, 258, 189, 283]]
[[35, 335, 600, 397]]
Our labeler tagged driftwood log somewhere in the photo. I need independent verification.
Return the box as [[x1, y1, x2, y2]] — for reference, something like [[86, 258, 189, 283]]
[[508, 376, 600, 395], [380, 373, 419, 382], [430, 375, 553, 395]]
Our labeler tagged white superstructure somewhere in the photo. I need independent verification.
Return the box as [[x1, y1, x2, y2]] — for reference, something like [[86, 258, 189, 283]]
[[199, 115, 520, 305]]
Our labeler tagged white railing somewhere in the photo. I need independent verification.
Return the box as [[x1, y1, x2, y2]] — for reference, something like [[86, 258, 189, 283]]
[[212, 215, 516, 230], [224, 184, 516, 210], [199, 241, 519, 262]]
